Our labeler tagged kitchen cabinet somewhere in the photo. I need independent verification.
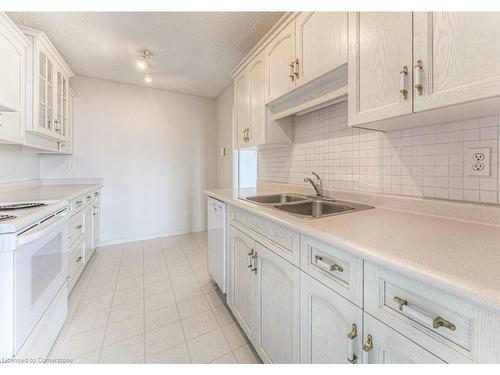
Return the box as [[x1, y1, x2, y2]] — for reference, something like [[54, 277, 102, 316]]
[[254, 242, 300, 364], [348, 12, 413, 127], [413, 12, 500, 112], [294, 12, 347, 89], [361, 313, 444, 364], [92, 191, 100, 251], [0, 14, 28, 144], [265, 20, 296, 102], [349, 12, 500, 131], [21, 26, 73, 143], [300, 272, 362, 364], [227, 227, 257, 339], [233, 50, 293, 149], [58, 88, 74, 154]]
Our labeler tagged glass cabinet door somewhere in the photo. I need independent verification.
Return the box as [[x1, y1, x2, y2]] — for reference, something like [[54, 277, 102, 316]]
[[46, 58, 54, 132], [62, 75, 68, 139]]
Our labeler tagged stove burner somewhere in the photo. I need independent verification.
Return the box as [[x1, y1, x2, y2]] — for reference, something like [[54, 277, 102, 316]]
[[0, 214, 16, 222], [0, 202, 47, 211]]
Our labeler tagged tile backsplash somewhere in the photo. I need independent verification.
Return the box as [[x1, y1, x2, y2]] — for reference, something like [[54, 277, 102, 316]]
[[258, 101, 500, 204]]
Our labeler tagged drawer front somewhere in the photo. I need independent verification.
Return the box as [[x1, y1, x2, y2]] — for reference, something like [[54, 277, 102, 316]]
[[301, 236, 363, 307], [68, 237, 84, 287], [364, 262, 475, 363], [70, 195, 85, 213], [232, 208, 300, 265], [69, 211, 85, 245]]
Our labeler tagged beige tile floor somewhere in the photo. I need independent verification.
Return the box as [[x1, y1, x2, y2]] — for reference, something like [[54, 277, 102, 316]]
[[49, 231, 261, 364]]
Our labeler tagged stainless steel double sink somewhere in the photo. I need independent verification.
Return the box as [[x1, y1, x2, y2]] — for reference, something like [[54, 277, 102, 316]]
[[243, 193, 373, 219]]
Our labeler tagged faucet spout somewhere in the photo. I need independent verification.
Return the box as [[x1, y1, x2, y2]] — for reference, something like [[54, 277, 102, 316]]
[[304, 172, 323, 197]]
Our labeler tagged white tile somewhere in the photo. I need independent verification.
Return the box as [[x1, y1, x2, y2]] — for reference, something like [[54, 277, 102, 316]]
[[112, 286, 143, 306], [54, 327, 105, 359], [213, 304, 234, 326], [76, 294, 113, 316], [145, 279, 172, 296], [146, 343, 191, 364], [145, 290, 176, 312], [173, 282, 203, 302], [187, 328, 231, 364], [72, 350, 100, 364], [108, 299, 144, 324], [205, 290, 225, 308], [221, 322, 246, 350], [100, 334, 145, 364], [177, 295, 211, 318], [233, 344, 260, 364], [145, 305, 180, 332], [116, 275, 143, 292], [211, 352, 238, 364], [145, 321, 185, 356], [66, 308, 109, 338], [181, 310, 219, 340], [103, 314, 144, 347]]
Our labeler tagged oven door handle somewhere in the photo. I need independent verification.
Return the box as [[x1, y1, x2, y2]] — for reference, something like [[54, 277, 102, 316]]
[[17, 213, 68, 246]]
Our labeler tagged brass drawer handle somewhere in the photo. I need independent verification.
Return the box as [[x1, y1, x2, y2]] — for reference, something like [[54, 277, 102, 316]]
[[314, 255, 343, 273], [394, 296, 456, 331]]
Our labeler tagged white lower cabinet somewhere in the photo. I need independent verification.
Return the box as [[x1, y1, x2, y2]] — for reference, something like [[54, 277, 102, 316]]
[[227, 227, 257, 339], [300, 272, 362, 364], [254, 242, 300, 364], [362, 313, 444, 364]]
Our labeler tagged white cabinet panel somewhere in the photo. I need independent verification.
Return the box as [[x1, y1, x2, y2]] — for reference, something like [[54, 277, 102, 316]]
[[265, 20, 296, 102], [248, 52, 266, 146], [348, 12, 413, 126], [255, 243, 300, 364], [295, 12, 347, 88], [227, 226, 257, 340], [362, 313, 445, 364], [413, 12, 500, 112], [300, 272, 362, 364], [234, 71, 250, 148]]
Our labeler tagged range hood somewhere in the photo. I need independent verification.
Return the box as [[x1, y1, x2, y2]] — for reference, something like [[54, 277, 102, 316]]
[[266, 64, 347, 120]]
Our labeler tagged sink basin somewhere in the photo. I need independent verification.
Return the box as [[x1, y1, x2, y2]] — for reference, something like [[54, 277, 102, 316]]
[[245, 193, 309, 204], [275, 200, 355, 218]]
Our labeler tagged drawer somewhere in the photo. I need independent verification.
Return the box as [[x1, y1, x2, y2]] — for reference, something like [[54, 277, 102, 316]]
[[70, 195, 85, 213], [364, 262, 476, 363], [301, 236, 363, 307], [69, 210, 85, 245], [232, 208, 300, 265], [68, 237, 85, 290]]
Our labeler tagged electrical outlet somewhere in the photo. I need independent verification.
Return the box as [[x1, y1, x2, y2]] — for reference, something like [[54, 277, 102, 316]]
[[466, 148, 490, 176]]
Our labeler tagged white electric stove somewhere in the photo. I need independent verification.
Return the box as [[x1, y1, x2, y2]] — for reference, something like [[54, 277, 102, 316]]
[[0, 199, 69, 361]]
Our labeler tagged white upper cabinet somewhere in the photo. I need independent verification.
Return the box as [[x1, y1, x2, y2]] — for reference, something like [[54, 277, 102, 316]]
[[300, 272, 362, 364], [413, 12, 500, 112], [295, 12, 347, 88], [248, 52, 266, 146], [362, 313, 445, 364], [20, 26, 73, 143], [348, 12, 413, 127], [234, 70, 250, 149], [0, 14, 28, 144], [265, 20, 296, 102]]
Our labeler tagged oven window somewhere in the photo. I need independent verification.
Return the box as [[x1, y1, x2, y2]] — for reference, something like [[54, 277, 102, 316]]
[[31, 234, 63, 306]]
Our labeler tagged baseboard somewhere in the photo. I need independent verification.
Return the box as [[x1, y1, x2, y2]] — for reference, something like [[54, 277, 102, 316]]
[[97, 227, 207, 247]]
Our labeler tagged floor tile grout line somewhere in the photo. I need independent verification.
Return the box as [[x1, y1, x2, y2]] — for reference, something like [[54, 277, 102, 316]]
[[96, 244, 125, 363]]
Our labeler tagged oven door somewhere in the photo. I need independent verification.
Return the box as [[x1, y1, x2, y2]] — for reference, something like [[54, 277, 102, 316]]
[[14, 211, 69, 353]]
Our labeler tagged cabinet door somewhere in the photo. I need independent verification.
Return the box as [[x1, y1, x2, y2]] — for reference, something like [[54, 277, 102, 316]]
[[295, 12, 347, 88], [84, 205, 94, 261], [92, 201, 99, 250], [37, 49, 57, 135], [362, 313, 444, 364], [300, 272, 362, 364], [413, 12, 500, 112], [55, 69, 69, 141], [234, 71, 250, 148], [0, 16, 24, 112], [265, 20, 296, 102], [348, 12, 413, 126], [248, 51, 266, 146], [255, 243, 300, 364], [227, 227, 257, 340]]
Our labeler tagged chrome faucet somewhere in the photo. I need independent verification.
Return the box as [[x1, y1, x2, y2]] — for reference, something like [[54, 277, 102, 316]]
[[304, 172, 323, 197]]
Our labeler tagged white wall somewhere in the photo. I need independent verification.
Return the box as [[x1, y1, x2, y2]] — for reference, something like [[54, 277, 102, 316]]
[[215, 84, 234, 188], [41, 76, 217, 245], [0, 145, 39, 184]]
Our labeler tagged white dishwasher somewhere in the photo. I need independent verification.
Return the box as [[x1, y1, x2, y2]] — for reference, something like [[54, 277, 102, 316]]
[[207, 197, 226, 294]]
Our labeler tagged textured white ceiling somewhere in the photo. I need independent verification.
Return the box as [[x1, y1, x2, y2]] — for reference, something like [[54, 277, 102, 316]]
[[7, 12, 283, 98]]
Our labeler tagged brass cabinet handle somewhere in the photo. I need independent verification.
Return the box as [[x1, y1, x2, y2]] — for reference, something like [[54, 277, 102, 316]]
[[346, 323, 358, 364], [393, 296, 456, 331], [76, 256, 82, 263], [250, 252, 258, 273], [362, 334, 373, 364], [247, 249, 254, 268], [414, 60, 423, 95], [293, 58, 299, 79], [288, 61, 295, 81], [399, 65, 408, 100], [314, 255, 343, 273]]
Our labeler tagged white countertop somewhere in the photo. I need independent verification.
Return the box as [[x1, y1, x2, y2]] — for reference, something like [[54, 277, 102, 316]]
[[0, 183, 102, 204], [206, 187, 500, 314]]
